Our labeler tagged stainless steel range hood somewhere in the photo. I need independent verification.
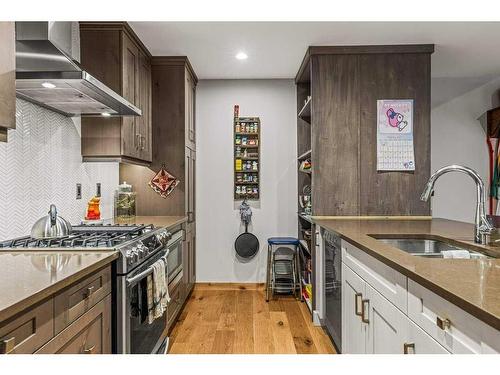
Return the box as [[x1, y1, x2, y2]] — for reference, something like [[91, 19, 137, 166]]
[[15, 22, 141, 117]]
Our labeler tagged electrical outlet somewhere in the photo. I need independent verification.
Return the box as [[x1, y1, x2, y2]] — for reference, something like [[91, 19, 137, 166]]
[[76, 183, 82, 199], [96, 183, 101, 197]]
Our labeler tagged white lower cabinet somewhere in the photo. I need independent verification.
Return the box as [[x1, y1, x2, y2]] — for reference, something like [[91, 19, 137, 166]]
[[342, 264, 366, 354], [342, 262, 448, 354], [408, 280, 500, 354]]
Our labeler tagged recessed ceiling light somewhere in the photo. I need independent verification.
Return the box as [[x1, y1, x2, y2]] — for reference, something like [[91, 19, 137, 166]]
[[236, 52, 248, 60], [101, 112, 111, 117], [41, 82, 56, 89]]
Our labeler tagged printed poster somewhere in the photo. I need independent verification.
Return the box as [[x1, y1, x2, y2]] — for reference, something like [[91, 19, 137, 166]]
[[376, 99, 415, 171]]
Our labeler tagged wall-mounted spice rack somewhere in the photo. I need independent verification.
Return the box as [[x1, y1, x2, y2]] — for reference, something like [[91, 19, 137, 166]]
[[234, 111, 260, 200]]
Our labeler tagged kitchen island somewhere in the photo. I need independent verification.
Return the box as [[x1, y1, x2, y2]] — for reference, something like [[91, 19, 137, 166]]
[[313, 217, 500, 354]]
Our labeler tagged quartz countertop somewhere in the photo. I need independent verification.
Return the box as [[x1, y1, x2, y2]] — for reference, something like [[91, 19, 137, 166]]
[[0, 251, 118, 322], [312, 217, 500, 330]]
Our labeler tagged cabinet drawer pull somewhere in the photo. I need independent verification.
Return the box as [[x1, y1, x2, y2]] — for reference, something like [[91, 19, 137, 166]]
[[136, 134, 141, 149], [403, 342, 415, 354], [436, 316, 451, 330], [354, 293, 363, 316], [361, 299, 370, 323], [0, 337, 15, 354], [84, 286, 95, 298], [83, 344, 96, 354]]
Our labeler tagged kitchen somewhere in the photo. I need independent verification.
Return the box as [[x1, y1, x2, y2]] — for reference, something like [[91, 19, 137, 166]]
[[1, 2, 500, 371]]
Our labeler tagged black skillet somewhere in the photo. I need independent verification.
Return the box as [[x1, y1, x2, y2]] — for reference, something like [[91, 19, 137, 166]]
[[235, 221, 259, 259]]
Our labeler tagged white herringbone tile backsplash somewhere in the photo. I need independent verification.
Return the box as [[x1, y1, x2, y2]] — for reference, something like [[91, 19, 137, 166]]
[[0, 99, 119, 240]]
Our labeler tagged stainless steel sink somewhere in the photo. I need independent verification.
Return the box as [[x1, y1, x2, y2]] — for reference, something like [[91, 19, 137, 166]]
[[373, 237, 490, 259]]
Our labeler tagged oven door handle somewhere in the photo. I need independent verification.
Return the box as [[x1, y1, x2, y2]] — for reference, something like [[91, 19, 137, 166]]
[[126, 251, 169, 287]]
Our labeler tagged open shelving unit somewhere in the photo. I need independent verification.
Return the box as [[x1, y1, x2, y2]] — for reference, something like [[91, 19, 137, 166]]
[[234, 115, 261, 200], [297, 87, 313, 315], [298, 96, 311, 123]]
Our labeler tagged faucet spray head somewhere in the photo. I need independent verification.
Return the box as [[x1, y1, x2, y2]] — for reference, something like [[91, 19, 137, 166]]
[[420, 182, 434, 202]]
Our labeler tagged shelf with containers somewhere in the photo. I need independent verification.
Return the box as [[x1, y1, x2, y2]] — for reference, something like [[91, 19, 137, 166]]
[[234, 115, 260, 200]]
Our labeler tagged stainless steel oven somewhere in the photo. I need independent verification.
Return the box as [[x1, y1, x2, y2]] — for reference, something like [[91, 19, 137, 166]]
[[116, 229, 184, 354], [166, 230, 183, 284]]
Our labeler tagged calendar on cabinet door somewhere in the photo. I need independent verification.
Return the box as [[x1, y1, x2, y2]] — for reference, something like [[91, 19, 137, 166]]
[[376, 99, 415, 171]]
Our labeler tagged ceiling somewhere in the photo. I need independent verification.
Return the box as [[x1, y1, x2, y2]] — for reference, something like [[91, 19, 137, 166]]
[[129, 22, 500, 106]]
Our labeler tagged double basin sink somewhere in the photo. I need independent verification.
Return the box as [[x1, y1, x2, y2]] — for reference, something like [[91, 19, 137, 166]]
[[371, 236, 493, 259]]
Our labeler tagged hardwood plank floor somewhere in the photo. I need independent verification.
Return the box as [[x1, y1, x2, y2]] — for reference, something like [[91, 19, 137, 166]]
[[168, 284, 336, 354]]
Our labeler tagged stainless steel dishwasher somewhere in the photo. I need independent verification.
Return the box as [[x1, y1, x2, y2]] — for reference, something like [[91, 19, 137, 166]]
[[323, 230, 342, 352]]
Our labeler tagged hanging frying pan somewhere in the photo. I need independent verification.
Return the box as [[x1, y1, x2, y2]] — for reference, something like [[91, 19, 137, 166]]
[[235, 222, 259, 259], [235, 199, 259, 259]]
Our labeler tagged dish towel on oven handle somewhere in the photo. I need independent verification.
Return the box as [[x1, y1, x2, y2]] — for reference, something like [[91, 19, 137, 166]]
[[147, 257, 171, 324]]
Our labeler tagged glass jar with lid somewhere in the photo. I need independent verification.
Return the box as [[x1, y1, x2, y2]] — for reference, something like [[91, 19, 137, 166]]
[[114, 181, 137, 219]]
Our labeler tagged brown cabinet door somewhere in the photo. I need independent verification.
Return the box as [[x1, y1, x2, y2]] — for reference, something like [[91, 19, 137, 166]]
[[36, 294, 111, 354], [185, 148, 196, 224], [185, 68, 196, 150], [121, 33, 140, 159], [0, 22, 15, 142], [189, 229, 196, 288], [138, 51, 152, 162]]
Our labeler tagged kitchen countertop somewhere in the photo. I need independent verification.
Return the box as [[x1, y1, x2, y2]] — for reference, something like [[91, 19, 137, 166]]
[[0, 216, 187, 323], [0, 251, 118, 323], [312, 217, 500, 330]]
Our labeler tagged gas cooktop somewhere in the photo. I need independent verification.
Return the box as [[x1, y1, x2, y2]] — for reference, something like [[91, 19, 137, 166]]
[[0, 223, 155, 249]]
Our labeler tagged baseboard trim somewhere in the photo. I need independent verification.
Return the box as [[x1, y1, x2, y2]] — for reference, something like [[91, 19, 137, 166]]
[[195, 282, 265, 291]]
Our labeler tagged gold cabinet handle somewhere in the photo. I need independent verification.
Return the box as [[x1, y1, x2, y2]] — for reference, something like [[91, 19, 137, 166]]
[[355, 293, 363, 316], [403, 342, 415, 354], [436, 316, 451, 330], [83, 344, 96, 354], [0, 337, 15, 354], [361, 299, 370, 323], [84, 286, 95, 299]]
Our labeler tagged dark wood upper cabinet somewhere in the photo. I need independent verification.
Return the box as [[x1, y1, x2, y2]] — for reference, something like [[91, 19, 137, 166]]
[[0, 22, 16, 143], [79, 22, 152, 165]]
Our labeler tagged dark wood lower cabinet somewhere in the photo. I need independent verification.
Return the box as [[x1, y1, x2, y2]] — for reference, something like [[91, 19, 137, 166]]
[[36, 295, 111, 354], [0, 265, 112, 354]]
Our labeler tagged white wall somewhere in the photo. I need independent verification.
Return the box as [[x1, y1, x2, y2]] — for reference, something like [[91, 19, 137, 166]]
[[0, 99, 118, 239], [431, 77, 500, 223], [196, 79, 297, 282]]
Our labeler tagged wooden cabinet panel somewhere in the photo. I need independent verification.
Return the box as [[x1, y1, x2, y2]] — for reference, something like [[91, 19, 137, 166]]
[[167, 276, 183, 331], [36, 294, 111, 354], [0, 299, 53, 354], [358, 53, 431, 215], [186, 148, 196, 224], [138, 51, 152, 162], [311, 54, 359, 215], [0, 22, 16, 142], [80, 22, 151, 165], [54, 266, 111, 334], [121, 33, 140, 160], [185, 68, 196, 150]]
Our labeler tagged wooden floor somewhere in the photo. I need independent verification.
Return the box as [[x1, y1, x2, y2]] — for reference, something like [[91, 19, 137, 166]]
[[168, 283, 336, 354]]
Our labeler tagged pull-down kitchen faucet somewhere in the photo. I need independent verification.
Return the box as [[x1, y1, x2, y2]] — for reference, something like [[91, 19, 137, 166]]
[[420, 164, 494, 244]]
